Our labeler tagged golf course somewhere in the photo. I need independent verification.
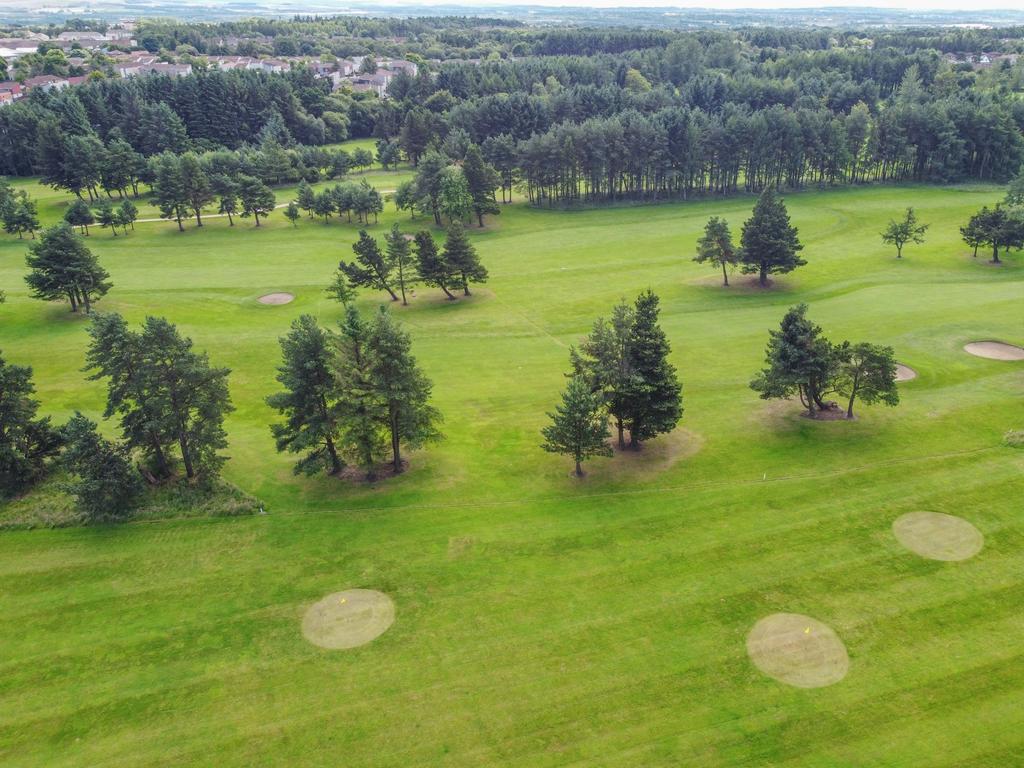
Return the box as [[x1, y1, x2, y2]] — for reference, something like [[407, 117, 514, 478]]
[[1, 174, 1022, 767]]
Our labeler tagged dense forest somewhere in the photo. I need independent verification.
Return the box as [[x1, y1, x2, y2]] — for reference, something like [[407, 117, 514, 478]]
[[2, 19, 1023, 204]]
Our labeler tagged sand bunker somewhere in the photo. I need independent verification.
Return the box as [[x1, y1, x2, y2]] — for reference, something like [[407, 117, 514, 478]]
[[963, 341, 1024, 361], [895, 364, 917, 382], [301, 589, 395, 650], [892, 511, 983, 561], [747, 613, 849, 688], [258, 292, 294, 305]]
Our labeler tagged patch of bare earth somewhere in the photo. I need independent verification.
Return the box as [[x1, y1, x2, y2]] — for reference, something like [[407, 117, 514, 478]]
[[604, 428, 703, 478], [963, 341, 1024, 361], [301, 589, 395, 650], [258, 292, 294, 305], [895, 364, 917, 382], [892, 511, 983, 561], [747, 613, 849, 688]]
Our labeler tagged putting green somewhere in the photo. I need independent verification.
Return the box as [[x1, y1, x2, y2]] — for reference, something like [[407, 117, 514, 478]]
[[747, 613, 849, 688], [301, 589, 395, 650], [892, 511, 984, 561]]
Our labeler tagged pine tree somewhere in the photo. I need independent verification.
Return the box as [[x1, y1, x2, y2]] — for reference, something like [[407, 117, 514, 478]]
[[284, 200, 301, 227], [462, 143, 501, 227], [413, 230, 456, 300], [237, 176, 276, 227], [739, 188, 805, 287], [267, 315, 344, 475], [64, 198, 95, 235], [150, 153, 189, 232], [541, 373, 612, 477], [442, 221, 487, 296], [325, 268, 357, 306], [750, 304, 840, 418], [367, 307, 442, 473], [61, 413, 142, 521], [623, 291, 682, 447], [0, 351, 61, 495], [94, 199, 118, 236], [340, 230, 399, 301], [25, 223, 111, 313], [179, 153, 214, 227], [118, 200, 138, 232], [335, 305, 388, 480], [85, 313, 173, 479], [384, 224, 416, 305], [695, 216, 737, 286], [571, 301, 635, 449], [297, 179, 316, 217], [138, 317, 233, 481]]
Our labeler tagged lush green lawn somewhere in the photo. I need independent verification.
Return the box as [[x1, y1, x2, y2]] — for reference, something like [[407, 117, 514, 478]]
[[1, 183, 1023, 767]]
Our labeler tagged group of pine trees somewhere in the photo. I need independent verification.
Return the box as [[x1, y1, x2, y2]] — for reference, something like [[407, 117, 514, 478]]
[[333, 222, 487, 305], [395, 144, 503, 228], [294, 178, 383, 226], [542, 291, 683, 476], [64, 197, 139, 237], [0, 309, 233, 521], [751, 304, 900, 419], [694, 188, 804, 286], [267, 308, 441, 480]]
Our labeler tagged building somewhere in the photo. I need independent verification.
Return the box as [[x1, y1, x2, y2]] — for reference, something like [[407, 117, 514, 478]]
[[22, 75, 69, 92]]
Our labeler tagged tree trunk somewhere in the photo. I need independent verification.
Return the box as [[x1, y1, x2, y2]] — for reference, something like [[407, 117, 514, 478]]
[[176, 214, 184, 232], [195, 209, 203, 227], [441, 283, 456, 300], [846, 374, 859, 419], [616, 419, 625, 449], [759, 263, 768, 287], [896, 244, 902, 258], [326, 436, 341, 475], [992, 244, 1000, 263], [477, 210, 484, 227], [68, 290, 78, 312], [390, 410, 402, 474], [81, 289, 91, 314], [574, 459, 583, 477], [462, 272, 471, 296], [721, 261, 729, 286], [254, 212, 261, 227]]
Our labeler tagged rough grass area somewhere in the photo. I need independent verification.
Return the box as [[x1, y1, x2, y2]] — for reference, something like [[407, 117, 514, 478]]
[[1005, 429, 1024, 447], [0, 182, 1023, 767], [0, 474, 260, 530]]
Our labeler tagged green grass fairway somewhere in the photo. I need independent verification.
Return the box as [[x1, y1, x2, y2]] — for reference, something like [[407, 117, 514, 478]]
[[1, 184, 1023, 766]]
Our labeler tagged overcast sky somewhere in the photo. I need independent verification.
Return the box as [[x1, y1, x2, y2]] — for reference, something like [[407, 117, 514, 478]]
[[406, 0, 1024, 9]]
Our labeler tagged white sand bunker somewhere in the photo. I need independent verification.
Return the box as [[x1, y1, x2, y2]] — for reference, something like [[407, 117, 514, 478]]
[[895, 364, 917, 382], [301, 589, 395, 650], [747, 613, 849, 688], [258, 292, 294, 305], [892, 511, 983, 561], [964, 341, 1024, 361]]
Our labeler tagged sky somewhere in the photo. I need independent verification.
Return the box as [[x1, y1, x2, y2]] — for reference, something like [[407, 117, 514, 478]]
[[384, 0, 1024, 9]]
